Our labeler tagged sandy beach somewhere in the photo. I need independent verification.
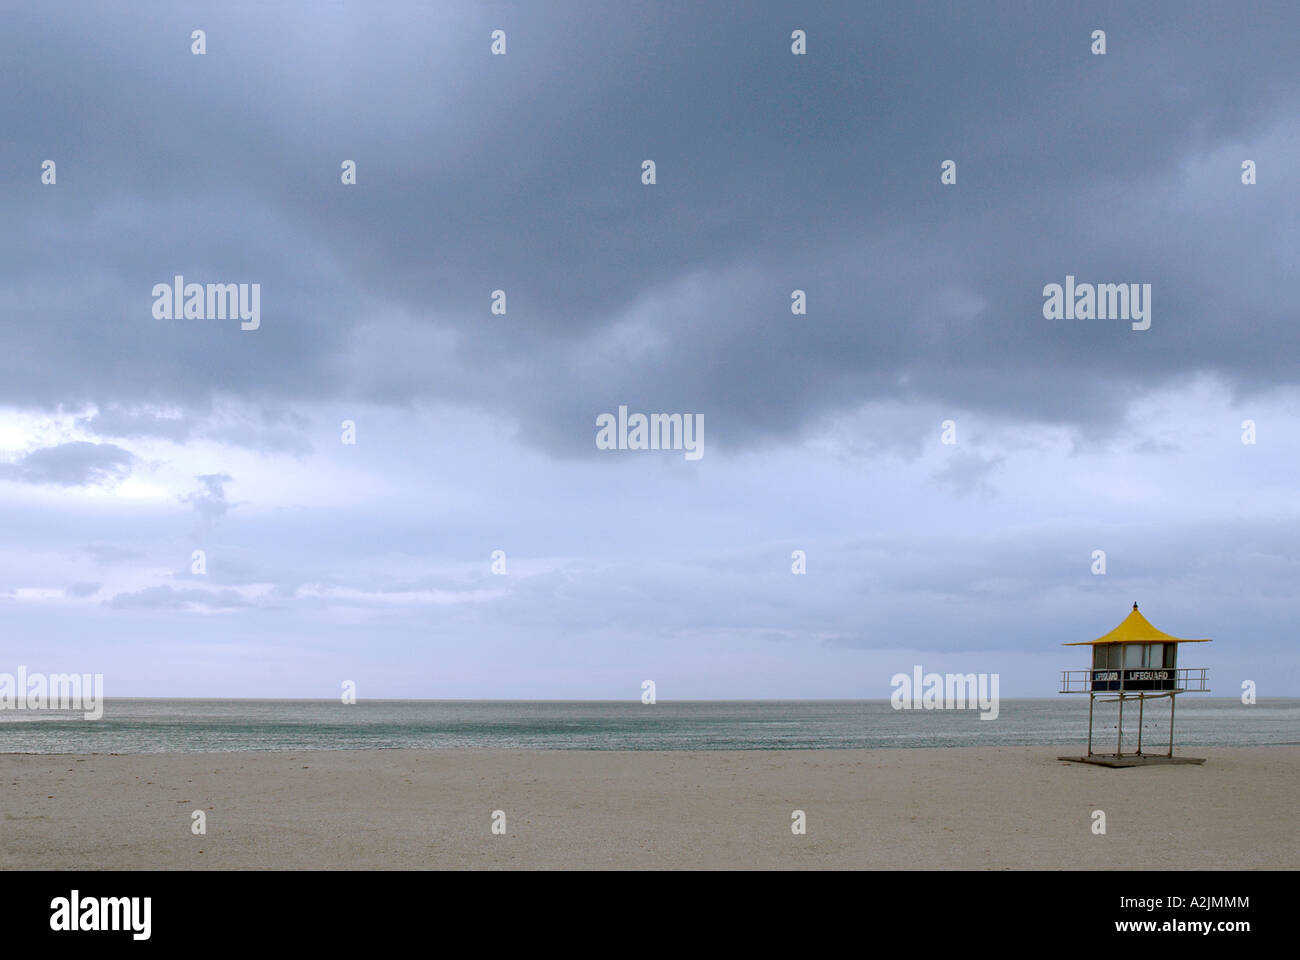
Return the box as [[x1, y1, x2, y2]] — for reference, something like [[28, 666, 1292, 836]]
[[2, 746, 1295, 870]]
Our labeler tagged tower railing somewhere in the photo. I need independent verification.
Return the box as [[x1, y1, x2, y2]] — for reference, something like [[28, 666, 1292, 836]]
[[1058, 667, 1209, 694]]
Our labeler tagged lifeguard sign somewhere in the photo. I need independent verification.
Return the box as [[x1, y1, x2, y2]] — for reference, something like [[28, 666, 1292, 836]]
[[1059, 603, 1211, 767]]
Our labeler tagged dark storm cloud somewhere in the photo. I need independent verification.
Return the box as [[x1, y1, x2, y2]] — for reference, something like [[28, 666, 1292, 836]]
[[0, 441, 135, 486], [1, 1, 1297, 455]]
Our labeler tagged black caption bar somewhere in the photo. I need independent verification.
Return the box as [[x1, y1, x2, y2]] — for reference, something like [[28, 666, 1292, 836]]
[[0, 870, 1283, 948]]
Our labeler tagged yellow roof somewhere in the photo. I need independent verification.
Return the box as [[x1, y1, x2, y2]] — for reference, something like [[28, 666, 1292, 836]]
[[1063, 603, 1212, 646]]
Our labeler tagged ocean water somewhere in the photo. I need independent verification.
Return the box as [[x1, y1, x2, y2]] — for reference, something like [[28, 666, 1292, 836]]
[[0, 698, 1295, 754]]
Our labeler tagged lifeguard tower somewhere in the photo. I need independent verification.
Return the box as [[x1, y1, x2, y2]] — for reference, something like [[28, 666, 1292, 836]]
[[1058, 603, 1211, 767]]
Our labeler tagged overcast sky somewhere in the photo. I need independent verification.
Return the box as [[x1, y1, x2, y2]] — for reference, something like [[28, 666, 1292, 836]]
[[1, 1, 1296, 697]]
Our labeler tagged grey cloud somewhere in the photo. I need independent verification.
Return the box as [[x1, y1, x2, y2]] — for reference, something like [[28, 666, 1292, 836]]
[[0, 441, 135, 486], [79, 403, 314, 455], [0, 3, 1295, 697], [77, 405, 194, 442], [0, 3, 1296, 457], [180, 473, 234, 520], [81, 542, 147, 565], [931, 451, 1006, 499], [107, 585, 252, 610]]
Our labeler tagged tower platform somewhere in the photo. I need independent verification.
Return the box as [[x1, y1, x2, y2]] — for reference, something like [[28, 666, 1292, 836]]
[[1057, 754, 1205, 768]]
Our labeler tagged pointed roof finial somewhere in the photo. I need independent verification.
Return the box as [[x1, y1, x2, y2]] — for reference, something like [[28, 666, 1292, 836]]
[[1133, 601, 1139, 610]]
